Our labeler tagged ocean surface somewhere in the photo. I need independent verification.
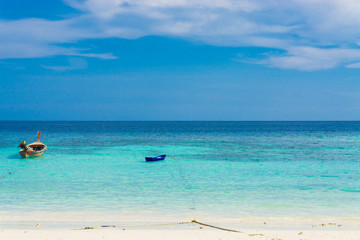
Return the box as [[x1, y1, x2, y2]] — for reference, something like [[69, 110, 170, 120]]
[[0, 121, 360, 218]]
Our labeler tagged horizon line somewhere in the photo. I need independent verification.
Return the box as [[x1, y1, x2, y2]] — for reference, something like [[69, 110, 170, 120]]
[[1, 120, 360, 122]]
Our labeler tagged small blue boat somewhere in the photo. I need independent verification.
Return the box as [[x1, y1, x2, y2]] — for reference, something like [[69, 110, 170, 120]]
[[145, 154, 166, 162]]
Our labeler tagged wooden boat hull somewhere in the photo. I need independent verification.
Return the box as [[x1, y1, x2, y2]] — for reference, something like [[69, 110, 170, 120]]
[[19, 131, 47, 158], [19, 149, 45, 157], [145, 155, 166, 162]]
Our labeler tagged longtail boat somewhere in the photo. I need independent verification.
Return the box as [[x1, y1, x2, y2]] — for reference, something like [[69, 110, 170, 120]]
[[19, 131, 47, 158], [145, 154, 166, 162]]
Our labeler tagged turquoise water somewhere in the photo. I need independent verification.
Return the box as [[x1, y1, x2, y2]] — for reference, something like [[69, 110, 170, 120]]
[[0, 121, 360, 217]]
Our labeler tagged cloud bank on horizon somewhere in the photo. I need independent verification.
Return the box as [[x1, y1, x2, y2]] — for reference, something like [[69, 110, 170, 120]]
[[2, 0, 360, 71]]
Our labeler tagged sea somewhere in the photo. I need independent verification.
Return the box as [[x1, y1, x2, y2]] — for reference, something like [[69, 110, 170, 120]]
[[0, 121, 359, 218]]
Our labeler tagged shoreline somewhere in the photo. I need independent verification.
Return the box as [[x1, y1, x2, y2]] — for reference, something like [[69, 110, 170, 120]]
[[2, 210, 360, 225]]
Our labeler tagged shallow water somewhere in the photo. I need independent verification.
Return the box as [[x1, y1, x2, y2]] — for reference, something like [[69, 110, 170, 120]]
[[0, 121, 359, 217]]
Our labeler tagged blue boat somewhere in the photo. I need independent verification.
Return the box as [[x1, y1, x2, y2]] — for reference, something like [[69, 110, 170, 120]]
[[145, 154, 166, 162]]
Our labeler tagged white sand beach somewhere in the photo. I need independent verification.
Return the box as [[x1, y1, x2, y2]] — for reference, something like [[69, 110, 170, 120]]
[[3, 228, 360, 240], [1, 211, 360, 240]]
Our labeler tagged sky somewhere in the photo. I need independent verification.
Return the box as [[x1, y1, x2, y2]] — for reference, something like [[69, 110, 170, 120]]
[[1, 0, 360, 120]]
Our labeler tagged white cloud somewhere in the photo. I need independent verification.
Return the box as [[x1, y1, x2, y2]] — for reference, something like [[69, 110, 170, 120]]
[[65, 0, 259, 19], [42, 58, 88, 72], [0, 17, 131, 59], [262, 47, 360, 71], [346, 62, 360, 68], [2, 0, 360, 70]]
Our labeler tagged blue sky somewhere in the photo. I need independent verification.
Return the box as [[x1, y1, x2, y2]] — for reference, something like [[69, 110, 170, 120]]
[[1, 0, 360, 120]]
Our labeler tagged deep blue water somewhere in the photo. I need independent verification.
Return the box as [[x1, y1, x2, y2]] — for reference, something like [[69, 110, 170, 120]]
[[0, 121, 359, 217]]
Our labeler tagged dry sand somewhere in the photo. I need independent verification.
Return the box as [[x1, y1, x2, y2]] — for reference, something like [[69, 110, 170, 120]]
[[1, 211, 360, 240]]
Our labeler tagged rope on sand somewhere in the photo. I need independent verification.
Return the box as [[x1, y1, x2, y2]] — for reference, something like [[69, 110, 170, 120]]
[[191, 220, 242, 233], [80, 220, 242, 233]]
